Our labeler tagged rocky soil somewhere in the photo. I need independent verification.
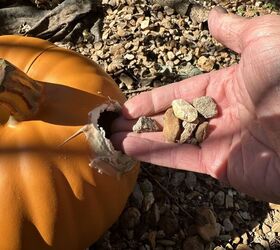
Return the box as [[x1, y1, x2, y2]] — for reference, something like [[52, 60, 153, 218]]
[[54, 0, 280, 249]]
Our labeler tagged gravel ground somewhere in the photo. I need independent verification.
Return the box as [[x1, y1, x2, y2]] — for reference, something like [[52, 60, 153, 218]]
[[55, 0, 280, 249]]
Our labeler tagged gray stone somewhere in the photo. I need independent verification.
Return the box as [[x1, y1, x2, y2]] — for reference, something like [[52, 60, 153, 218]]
[[195, 121, 209, 143], [143, 192, 155, 212], [179, 120, 198, 143], [223, 218, 234, 232], [253, 244, 265, 250], [185, 171, 197, 190], [120, 207, 141, 229], [140, 179, 153, 193], [132, 183, 144, 208], [240, 211, 251, 221], [219, 234, 231, 242], [171, 171, 186, 187], [133, 116, 159, 133], [236, 244, 253, 250], [183, 236, 204, 250], [192, 96, 217, 119], [159, 210, 179, 236], [225, 194, 234, 208], [152, 0, 190, 16], [213, 191, 225, 206]]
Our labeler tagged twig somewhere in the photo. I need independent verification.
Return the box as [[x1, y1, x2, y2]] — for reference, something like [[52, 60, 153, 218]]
[[142, 167, 194, 219], [123, 86, 153, 94]]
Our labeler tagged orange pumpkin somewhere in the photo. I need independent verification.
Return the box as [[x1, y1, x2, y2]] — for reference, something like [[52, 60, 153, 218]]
[[0, 35, 139, 250]]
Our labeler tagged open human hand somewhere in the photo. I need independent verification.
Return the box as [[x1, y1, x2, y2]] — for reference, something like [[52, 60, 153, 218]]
[[111, 7, 280, 203]]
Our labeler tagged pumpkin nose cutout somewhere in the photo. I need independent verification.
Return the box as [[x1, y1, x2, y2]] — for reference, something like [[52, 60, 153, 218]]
[[98, 110, 120, 138]]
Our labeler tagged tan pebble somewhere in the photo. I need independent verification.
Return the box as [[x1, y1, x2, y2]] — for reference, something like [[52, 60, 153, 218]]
[[124, 54, 135, 60], [192, 96, 217, 119], [179, 120, 198, 144], [262, 223, 271, 234], [166, 60, 174, 68], [117, 27, 126, 37], [163, 108, 181, 142], [174, 59, 180, 65], [179, 36, 187, 45], [232, 236, 240, 245], [124, 13, 132, 20], [185, 52, 193, 62], [197, 55, 215, 72], [225, 243, 233, 250], [196, 207, 220, 242], [190, 5, 209, 24], [167, 51, 175, 60], [236, 244, 253, 250], [143, 30, 151, 36], [165, 6, 175, 16], [269, 203, 280, 210], [272, 222, 280, 233], [91, 55, 99, 62], [110, 44, 124, 54], [195, 121, 209, 143], [119, 73, 133, 90], [94, 41, 103, 50], [172, 99, 198, 122], [141, 18, 150, 29]]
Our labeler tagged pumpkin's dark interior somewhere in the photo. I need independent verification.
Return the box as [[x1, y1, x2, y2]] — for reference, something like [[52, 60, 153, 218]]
[[98, 111, 119, 138]]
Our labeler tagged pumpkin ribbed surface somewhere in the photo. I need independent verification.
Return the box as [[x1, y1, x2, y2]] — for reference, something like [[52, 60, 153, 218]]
[[0, 35, 139, 250]]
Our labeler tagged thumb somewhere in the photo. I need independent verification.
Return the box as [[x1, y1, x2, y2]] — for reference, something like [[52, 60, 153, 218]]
[[208, 6, 249, 53]]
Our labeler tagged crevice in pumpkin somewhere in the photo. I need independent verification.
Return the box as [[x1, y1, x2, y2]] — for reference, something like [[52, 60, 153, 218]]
[[61, 100, 137, 179], [97, 110, 119, 139]]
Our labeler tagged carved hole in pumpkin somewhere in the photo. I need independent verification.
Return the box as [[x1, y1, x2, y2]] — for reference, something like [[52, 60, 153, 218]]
[[98, 111, 119, 139]]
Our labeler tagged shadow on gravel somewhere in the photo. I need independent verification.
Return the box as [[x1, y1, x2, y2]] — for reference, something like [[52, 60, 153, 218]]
[[91, 163, 277, 249]]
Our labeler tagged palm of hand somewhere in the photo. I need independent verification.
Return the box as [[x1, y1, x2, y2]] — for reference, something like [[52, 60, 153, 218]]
[[223, 15, 280, 202]]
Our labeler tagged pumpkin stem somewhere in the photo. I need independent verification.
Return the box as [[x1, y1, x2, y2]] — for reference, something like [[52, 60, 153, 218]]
[[0, 59, 43, 121]]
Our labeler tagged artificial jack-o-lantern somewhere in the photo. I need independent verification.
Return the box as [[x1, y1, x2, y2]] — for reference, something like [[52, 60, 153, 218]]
[[0, 35, 139, 250]]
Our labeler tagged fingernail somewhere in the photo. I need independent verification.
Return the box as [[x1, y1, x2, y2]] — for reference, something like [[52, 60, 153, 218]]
[[214, 6, 228, 14]]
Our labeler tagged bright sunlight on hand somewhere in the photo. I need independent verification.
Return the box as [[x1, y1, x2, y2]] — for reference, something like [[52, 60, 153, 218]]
[[111, 7, 280, 203]]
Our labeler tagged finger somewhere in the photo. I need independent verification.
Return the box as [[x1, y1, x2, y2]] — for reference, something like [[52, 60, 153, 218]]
[[122, 66, 235, 119], [122, 73, 210, 119], [208, 6, 249, 53], [111, 132, 206, 174], [112, 108, 239, 180], [112, 132, 164, 147], [111, 113, 164, 133]]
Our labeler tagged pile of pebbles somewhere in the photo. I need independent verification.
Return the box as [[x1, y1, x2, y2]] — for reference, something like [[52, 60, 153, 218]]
[[57, 0, 242, 95], [57, 0, 278, 96], [163, 97, 217, 144], [132, 96, 217, 145], [55, 0, 280, 249]]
